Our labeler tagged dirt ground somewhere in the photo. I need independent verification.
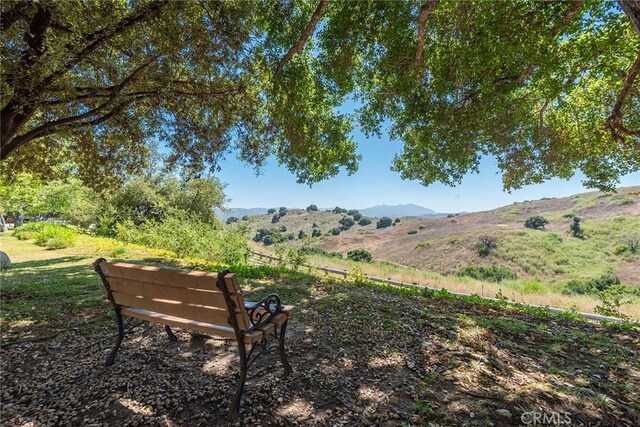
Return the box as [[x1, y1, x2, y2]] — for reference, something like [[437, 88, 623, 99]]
[[2, 275, 639, 427]]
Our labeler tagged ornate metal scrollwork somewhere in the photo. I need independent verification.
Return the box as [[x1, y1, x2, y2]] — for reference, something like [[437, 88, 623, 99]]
[[246, 293, 282, 331]]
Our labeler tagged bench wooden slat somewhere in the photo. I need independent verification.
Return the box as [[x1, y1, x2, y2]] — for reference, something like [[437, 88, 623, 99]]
[[120, 307, 274, 344], [100, 262, 219, 290], [112, 291, 231, 326], [224, 274, 250, 330], [121, 307, 237, 339], [108, 277, 228, 307]]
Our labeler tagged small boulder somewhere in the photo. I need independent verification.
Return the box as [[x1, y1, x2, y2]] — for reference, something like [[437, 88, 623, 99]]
[[0, 251, 11, 271]]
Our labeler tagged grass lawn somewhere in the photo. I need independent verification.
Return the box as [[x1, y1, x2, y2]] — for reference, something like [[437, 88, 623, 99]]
[[1, 234, 639, 426]]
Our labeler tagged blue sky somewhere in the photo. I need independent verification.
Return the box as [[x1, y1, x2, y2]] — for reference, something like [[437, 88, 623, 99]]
[[216, 124, 640, 213]]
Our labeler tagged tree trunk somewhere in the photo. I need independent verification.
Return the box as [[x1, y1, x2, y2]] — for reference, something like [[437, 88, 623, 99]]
[[16, 212, 24, 228], [619, 0, 640, 35], [0, 213, 7, 232]]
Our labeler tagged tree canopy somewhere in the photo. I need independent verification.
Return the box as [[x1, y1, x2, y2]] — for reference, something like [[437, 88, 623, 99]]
[[1, 0, 638, 191]]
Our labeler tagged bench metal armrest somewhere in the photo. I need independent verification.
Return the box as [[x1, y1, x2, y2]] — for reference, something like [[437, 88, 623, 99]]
[[244, 293, 283, 331]]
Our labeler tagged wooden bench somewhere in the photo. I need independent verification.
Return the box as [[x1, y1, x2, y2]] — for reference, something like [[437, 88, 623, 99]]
[[93, 258, 294, 420]]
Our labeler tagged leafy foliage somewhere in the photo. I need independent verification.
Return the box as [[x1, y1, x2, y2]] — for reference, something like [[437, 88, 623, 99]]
[[456, 265, 517, 283], [358, 217, 372, 226], [524, 215, 549, 230], [621, 234, 640, 254], [1, 1, 638, 191], [476, 235, 498, 257], [376, 217, 393, 229], [116, 210, 248, 264], [347, 248, 373, 262], [338, 216, 355, 230], [306, 204, 318, 212], [569, 216, 584, 238], [563, 274, 622, 295], [14, 222, 77, 249]]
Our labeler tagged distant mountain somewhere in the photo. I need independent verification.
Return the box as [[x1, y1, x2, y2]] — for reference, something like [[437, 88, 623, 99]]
[[359, 204, 443, 218], [216, 207, 269, 220]]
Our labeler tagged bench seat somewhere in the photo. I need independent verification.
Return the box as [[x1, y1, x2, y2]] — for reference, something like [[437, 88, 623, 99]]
[[121, 305, 294, 344]]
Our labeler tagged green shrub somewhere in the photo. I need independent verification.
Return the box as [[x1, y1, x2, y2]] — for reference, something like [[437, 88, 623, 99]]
[[339, 216, 355, 230], [271, 214, 280, 223], [376, 217, 393, 229], [595, 285, 635, 319], [613, 244, 628, 255], [279, 207, 288, 215], [332, 206, 348, 214], [20, 222, 78, 250], [267, 208, 276, 214], [226, 216, 239, 224], [109, 245, 128, 258], [569, 216, 584, 238], [352, 213, 362, 221], [621, 234, 640, 254], [415, 241, 430, 249], [311, 229, 322, 238], [407, 230, 418, 235], [298, 230, 306, 239], [347, 209, 359, 216], [418, 225, 426, 230], [358, 217, 372, 226], [455, 265, 517, 283], [347, 248, 373, 262], [563, 274, 621, 295], [547, 233, 563, 243], [114, 211, 248, 264], [563, 279, 593, 295], [263, 235, 275, 246], [299, 246, 342, 258], [476, 235, 497, 257], [591, 274, 621, 292], [331, 228, 341, 235], [524, 215, 549, 229], [394, 218, 401, 224], [306, 204, 318, 212]]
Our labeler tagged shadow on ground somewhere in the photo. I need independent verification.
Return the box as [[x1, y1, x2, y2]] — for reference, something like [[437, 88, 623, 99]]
[[1, 261, 639, 426]]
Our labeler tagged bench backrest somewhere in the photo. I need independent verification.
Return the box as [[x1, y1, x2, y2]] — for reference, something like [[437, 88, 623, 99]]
[[95, 259, 251, 331]]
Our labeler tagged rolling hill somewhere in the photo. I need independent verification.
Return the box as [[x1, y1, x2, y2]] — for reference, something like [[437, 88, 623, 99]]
[[238, 186, 640, 287]]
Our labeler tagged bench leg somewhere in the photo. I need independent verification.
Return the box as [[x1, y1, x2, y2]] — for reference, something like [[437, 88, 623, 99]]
[[278, 320, 293, 377], [105, 309, 124, 367], [165, 325, 178, 342], [229, 341, 248, 420]]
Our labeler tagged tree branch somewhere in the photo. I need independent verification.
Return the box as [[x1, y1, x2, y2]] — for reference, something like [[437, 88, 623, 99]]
[[41, 1, 167, 88], [0, 2, 30, 32], [274, 0, 331, 77], [414, 0, 439, 68], [1, 58, 156, 159], [605, 49, 640, 142], [618, 0, 640, 35]]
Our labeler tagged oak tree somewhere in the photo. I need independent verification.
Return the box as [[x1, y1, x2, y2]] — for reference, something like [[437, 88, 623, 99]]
[[2, 1, 638, 190]]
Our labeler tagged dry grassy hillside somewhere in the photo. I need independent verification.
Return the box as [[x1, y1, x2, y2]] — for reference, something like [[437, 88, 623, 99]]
[[242, 187, 640, 287]]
